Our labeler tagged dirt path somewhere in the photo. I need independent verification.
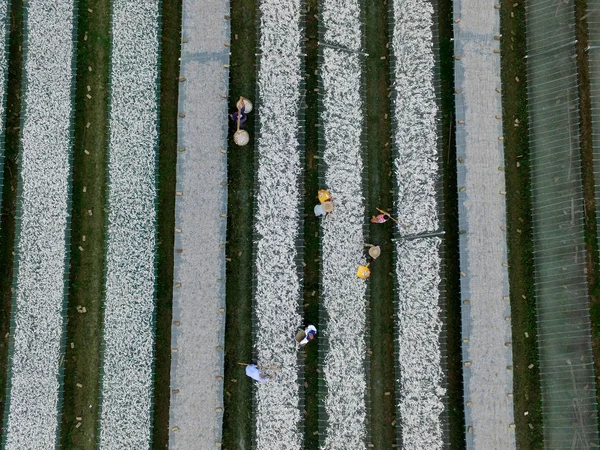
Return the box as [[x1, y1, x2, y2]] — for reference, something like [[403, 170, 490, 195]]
[[453, 0, 516, 447], [166, 0, 230, 448]]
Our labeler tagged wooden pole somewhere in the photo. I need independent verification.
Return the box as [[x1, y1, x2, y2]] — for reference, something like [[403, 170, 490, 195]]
[[237, 362, 281, 371], [376, 207, 399, 224]]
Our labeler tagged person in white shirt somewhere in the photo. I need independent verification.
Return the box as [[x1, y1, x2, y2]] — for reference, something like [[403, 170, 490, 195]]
[[299, 325, 317, 346], [245, 364, 273, 383], [314, 200, 333, 217], [314, 203, 326, 217]]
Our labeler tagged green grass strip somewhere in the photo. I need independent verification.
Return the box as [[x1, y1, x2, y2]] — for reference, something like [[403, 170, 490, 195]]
[[573, 0, 600, 435], [435, 0, 465, 446], [222, 0, 257, 447], [302, 0, 320, 446], [573, 0, 600, 436], [151, 0, 181, 445], [499, 1, 543, 448], [364, 1, 396, 448], [60, 1, 110, 448]]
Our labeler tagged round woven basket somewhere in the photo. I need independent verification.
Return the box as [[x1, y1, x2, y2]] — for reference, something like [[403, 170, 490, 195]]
[[234, 130, 250, 146], [368, 246, 381, 259], [237, 98, 253, 113]]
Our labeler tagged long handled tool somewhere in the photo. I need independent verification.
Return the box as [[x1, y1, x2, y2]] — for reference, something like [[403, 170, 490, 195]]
[[238, 362, 281, 371], [376, 207, 399, 224]]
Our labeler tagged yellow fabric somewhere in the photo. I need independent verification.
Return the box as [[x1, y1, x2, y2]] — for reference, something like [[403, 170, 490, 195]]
[[318, 189, 332, 204], [356, 265, 371, 279]]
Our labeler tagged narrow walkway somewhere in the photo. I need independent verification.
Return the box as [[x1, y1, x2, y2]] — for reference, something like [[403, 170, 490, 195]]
[[167, 0, 229, 447], [453, 1, 516, 448]]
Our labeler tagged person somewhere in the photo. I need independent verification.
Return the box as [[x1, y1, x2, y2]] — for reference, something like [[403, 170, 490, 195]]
[[314, 200, 333, 217], [314, 203, 326, 217], [370, 213, 390, 224], [236, 96, 252, 113], [245, 364, 273, 383], [230, 106, 247, 129], [298, 325, 317, 346], [356, 263, 371, 279]]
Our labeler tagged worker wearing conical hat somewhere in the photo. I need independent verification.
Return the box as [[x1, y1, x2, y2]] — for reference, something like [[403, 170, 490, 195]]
[[314, 200, 333, 217]]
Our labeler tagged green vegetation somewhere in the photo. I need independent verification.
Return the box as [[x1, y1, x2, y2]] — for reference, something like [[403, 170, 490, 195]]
[[151, 0, 182, 447], [302, 0, 320, 446], [0, 0, 21, 438], [499, 1, 543, 447], [364, 1, 396, 448], [221, 0, 257, 448], [436, 0, 465, 446], [60, 1, 110, 447]]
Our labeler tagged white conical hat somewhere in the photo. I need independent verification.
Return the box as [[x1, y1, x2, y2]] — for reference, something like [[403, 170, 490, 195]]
[[237, 98, 253, 113], [322, 201, 334, 213], [234, 130, 250, 146], [368, 246, 381, 259]]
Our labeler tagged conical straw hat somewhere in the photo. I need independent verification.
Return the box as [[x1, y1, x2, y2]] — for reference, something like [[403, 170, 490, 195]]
[[356, 265, 371, 279], [368, 246, 381, 259], [234, 130, 250, 146], [237, 98, 253, 113], [322, 201, 334, 213], [318, 189, 331, 203]]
